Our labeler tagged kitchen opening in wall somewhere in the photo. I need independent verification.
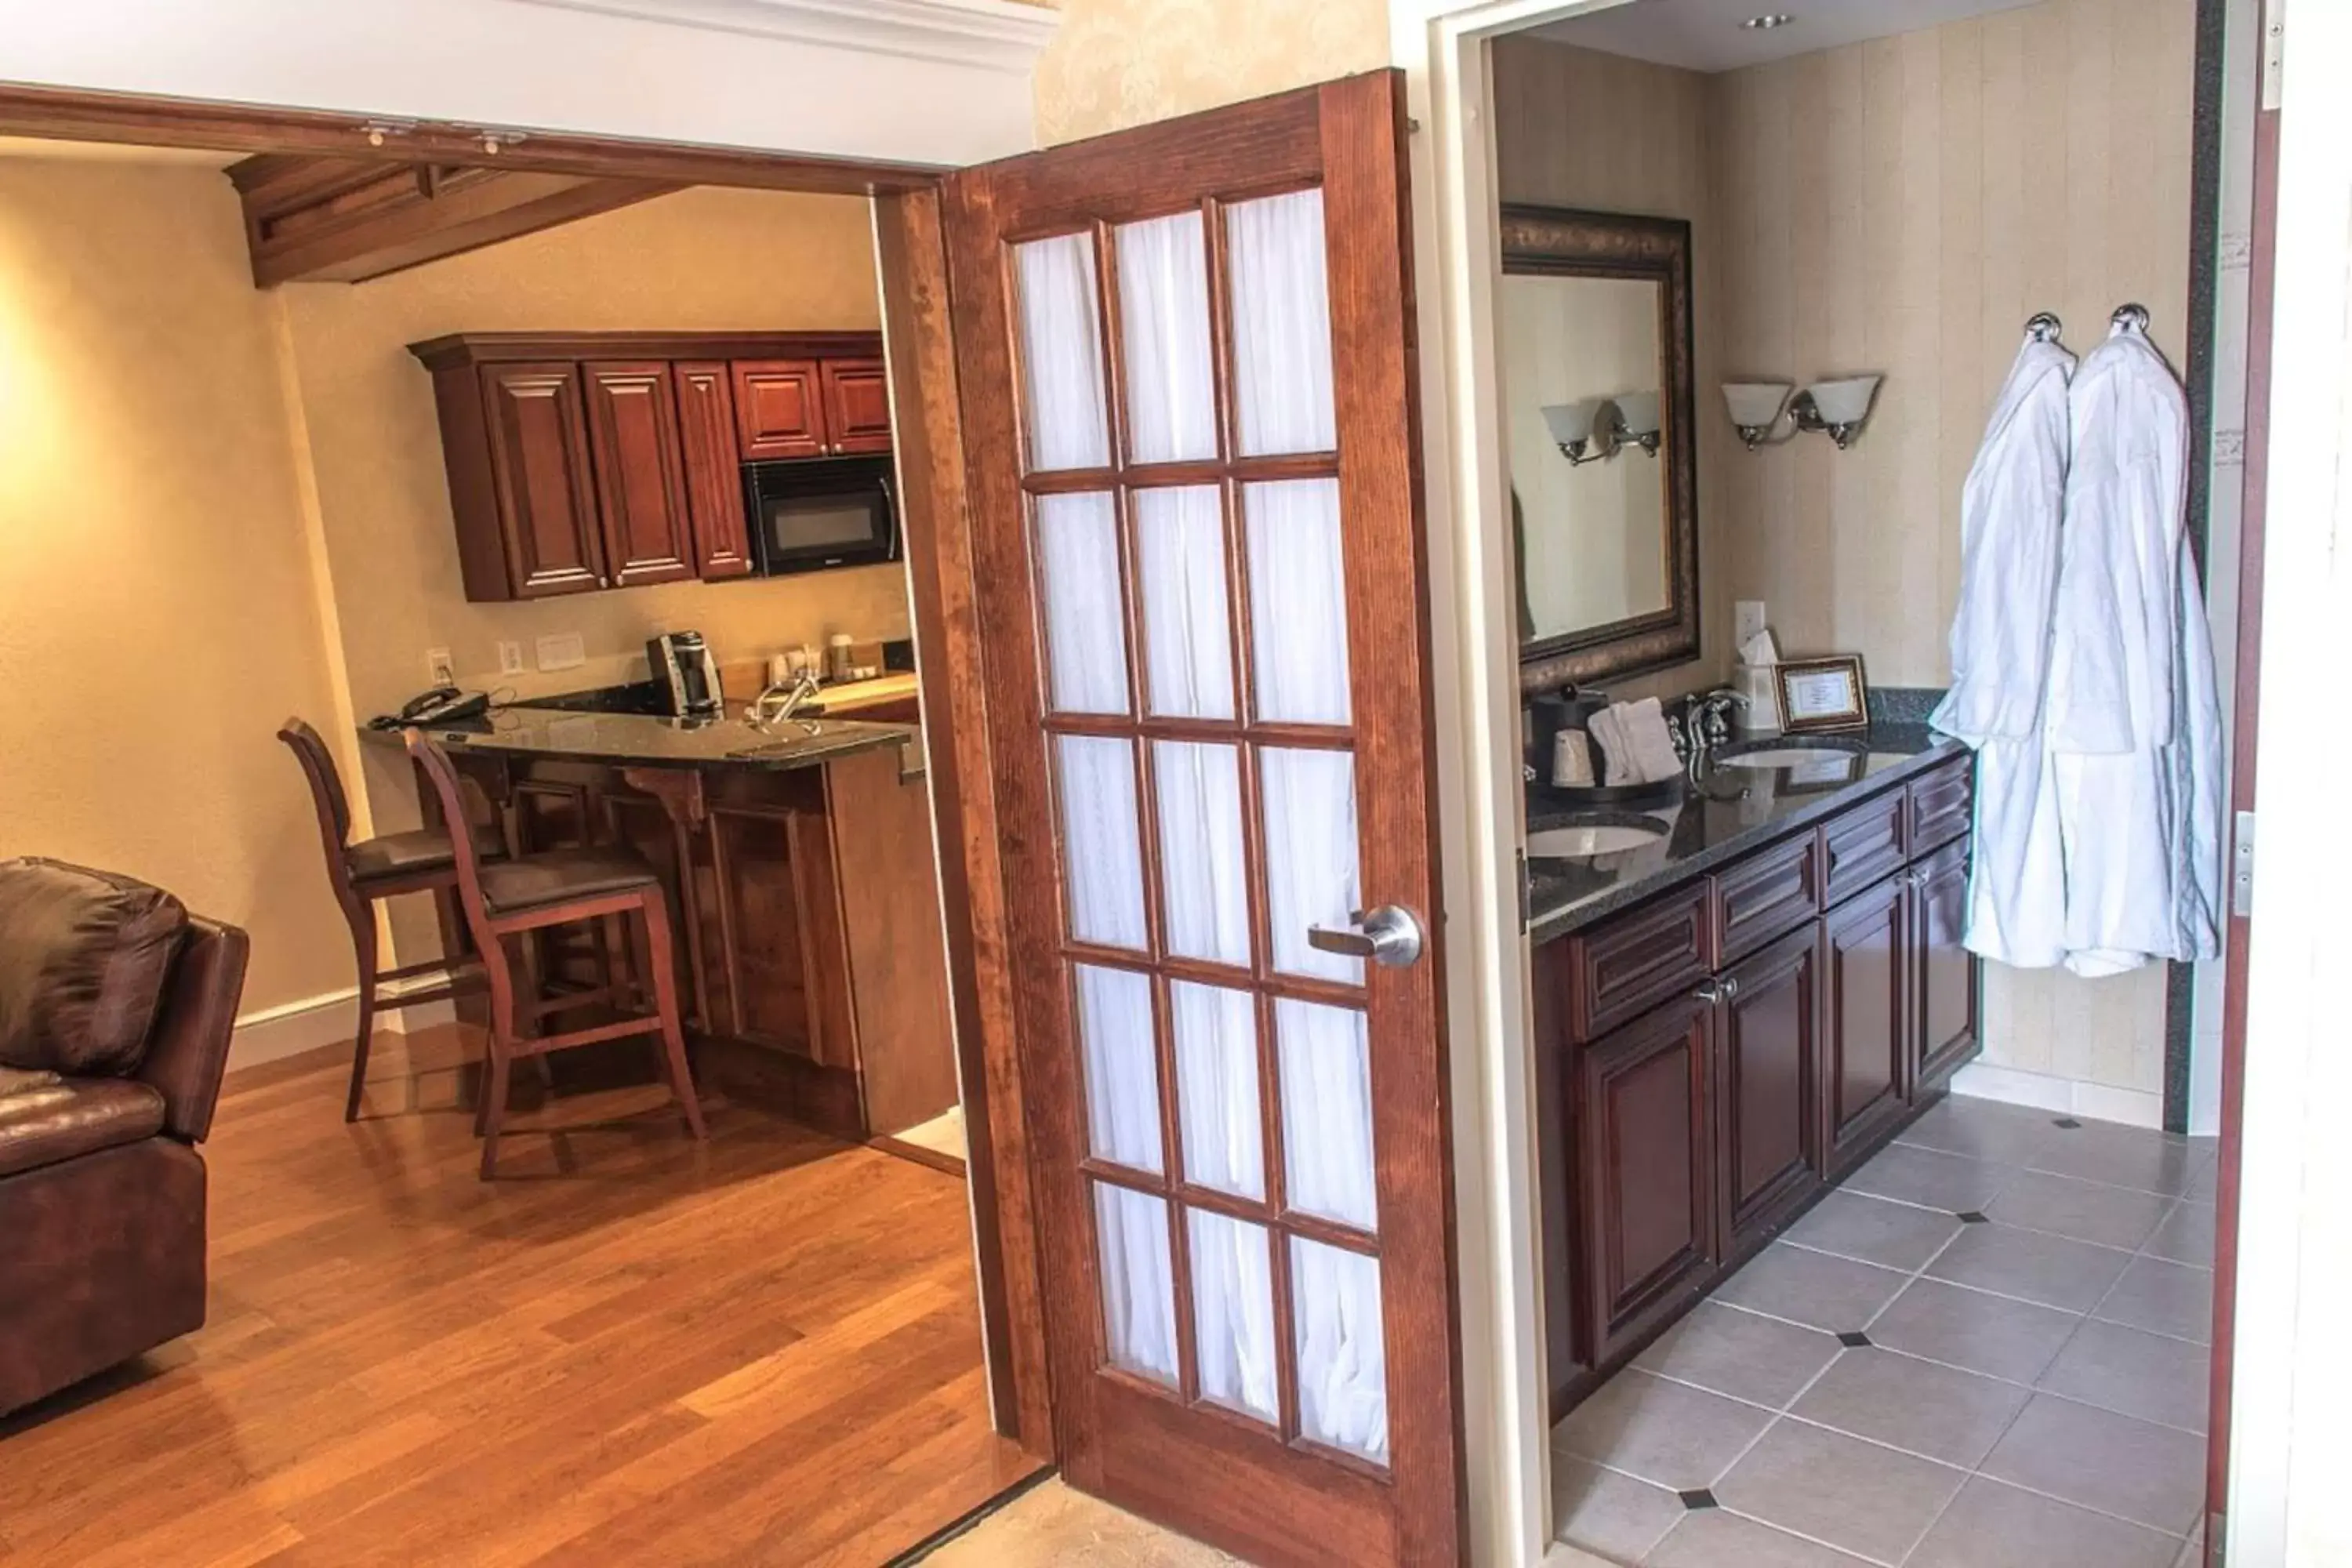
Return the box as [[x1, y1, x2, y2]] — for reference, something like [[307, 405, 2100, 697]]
[[1474, 0, 2249, 1562], [0, 131, 1034, 1563]]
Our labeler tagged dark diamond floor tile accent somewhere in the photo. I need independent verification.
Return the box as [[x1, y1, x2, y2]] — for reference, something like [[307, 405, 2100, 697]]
[[1837, 1330, 1872, 1348], [1956, 1210, 1991, 1224], [2053, 1117, 2083, 1129], [1677, 1489, 1719, 1511]]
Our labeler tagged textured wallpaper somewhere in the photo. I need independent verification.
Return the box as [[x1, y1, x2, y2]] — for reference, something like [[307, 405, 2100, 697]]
[[1031, 0, 1390, 144]]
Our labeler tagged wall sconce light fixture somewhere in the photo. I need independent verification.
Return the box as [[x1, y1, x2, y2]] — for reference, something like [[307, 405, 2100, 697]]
[[1541, 394, 1662, 466], [1722, 373, 1882, 451]]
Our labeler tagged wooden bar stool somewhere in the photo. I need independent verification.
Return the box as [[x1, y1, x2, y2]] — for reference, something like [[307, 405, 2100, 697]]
[[280, 717, 496, 1122], [402, 728, 707, 1178]]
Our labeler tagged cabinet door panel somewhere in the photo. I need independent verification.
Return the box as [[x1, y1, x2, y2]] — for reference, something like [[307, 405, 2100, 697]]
[[673, 361, 753, 579], [1578, 993, 1715, 1364], [821, 358, 895, 453], [731, 359, 827, 459], [583, 361, 695, 587], [1822, 871, 1907, 1174], [1912, 838, 1978, 1092], [479, 363, 605, 597], [1717, 924, 1822, 1251]]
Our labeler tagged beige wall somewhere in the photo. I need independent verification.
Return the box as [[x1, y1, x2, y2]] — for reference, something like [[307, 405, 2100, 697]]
[[1496, 0, 2197, 1105], [1032, 0, 1388, 144], [0, 155, 352, 1014]]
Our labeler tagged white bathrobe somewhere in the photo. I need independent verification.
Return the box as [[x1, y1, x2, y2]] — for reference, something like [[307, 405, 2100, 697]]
[[2045, 322, 2224, 975], [1933, 336, 2074, 968]]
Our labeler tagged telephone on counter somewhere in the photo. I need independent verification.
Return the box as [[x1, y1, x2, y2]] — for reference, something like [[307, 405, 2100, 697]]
[[368, 685, 491, 730]]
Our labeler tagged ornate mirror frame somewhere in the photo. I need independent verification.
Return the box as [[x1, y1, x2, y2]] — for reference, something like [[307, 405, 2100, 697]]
[[1501, 204, 1700, 693]]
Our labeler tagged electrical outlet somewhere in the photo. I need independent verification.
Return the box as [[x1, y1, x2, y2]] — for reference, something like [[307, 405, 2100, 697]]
[[496, 641, 525, 677], [426, 647, 455, 687], [535, 632, 586, 673], [1734, 601, 1769, 649]]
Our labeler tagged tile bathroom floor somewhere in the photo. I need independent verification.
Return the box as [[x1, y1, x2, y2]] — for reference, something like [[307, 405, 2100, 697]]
[[1554, 1094, 2218, 1568]]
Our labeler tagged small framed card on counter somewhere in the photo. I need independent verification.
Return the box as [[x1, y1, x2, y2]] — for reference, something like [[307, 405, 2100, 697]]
[[1775, 654, 1871, 733]]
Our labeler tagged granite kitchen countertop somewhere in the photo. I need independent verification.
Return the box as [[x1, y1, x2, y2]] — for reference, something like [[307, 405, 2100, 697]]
[[1526, 720, 1964, 946], [361, 702, 920, 775]]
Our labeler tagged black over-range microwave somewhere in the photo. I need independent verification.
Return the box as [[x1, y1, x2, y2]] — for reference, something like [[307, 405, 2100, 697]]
[[740, 455, 898, 576]]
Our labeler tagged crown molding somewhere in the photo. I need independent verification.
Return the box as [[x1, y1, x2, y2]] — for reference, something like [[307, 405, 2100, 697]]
[[506, 0, 1058, 75]]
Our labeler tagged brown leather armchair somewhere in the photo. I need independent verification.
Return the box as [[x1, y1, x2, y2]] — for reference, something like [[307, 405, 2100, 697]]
[[0, 859, 249, 1418]]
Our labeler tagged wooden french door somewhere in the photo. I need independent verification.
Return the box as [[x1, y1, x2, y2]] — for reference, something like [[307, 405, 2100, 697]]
[[941, 72, 1462, 1567]]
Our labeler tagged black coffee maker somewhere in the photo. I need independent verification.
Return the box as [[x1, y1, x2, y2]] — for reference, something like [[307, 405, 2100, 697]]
[[648, 631, 724, 717]]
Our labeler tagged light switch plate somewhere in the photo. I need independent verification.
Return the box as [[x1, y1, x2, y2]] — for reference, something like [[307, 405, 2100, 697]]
[[1734, 601, 1768, 649], [425, 647, 455, 687], [535, 633, 586, 673], [496, 641, 525, 677]]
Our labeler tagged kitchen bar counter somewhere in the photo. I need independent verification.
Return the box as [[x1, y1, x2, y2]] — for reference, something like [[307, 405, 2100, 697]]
[[363, 702, 920, 775], [1526, 722, 1963, 945]]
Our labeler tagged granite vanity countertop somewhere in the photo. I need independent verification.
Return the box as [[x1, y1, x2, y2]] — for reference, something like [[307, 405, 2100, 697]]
[[361, 703, 920, 775], [1526, 721, 1965, 946]]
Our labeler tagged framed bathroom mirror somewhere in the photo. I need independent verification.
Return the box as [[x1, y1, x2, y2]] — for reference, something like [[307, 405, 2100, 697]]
[[1500, 205, 1700, 692]]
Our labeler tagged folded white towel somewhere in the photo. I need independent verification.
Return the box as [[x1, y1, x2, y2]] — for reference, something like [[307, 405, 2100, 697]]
[[1614, 698, 1686, 784], [1585, 708, 1638, 786]]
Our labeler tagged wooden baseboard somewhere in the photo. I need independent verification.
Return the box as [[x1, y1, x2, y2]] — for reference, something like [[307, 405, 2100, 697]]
[[869, 1134, 965, 1178]]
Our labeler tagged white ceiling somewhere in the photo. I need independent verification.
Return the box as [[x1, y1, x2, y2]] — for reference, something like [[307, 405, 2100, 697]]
[[1527, 0, 2041, 74]]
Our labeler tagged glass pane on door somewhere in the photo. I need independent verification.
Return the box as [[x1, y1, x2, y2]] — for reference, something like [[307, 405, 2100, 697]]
[[1134, 486, 1234, 719], [1226, 190, 1337, 456], [1014, 232, 1112, 472], [1116, 211, 1218, 463], [1074, 963, 1163, 1174], [1274, 997, 1377, 1232], [1258, 746, 1363, 983], [1290, 1235, 1388, 1463], [1152, 740, 1250, 967], [1243, 479, 1352, 726], [1054, 735, 1149, 950], [1171, 980, 1264, 1199], [1096, 1183, 1180, 1387], [1189, 1208, 1279, 1422], [1036, 491, 1130, 715]]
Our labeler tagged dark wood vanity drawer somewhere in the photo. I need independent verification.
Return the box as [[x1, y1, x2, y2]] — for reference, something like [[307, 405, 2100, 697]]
[[1710, 831, 1822, 964], [1907, 756, 1973, 854], [1820, 789, 1908, 906], [1568, 883, 1715, 1044]]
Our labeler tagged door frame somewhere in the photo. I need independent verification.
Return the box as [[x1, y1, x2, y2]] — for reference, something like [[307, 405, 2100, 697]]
[[0, 79, 1062, 1460]]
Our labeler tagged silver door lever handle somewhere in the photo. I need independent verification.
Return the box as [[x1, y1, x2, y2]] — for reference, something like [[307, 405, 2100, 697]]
[[1307, 906, 1425, 968]]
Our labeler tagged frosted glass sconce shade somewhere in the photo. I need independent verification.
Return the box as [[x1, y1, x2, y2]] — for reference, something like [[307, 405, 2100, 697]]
[[1722, 382, 1791, 450], [1804, 376, 1879, 426], [1613, 391, 1661, 438], [1541, 399, 1602, 446]]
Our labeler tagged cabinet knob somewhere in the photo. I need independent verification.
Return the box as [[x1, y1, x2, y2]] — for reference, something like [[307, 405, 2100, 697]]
[[1693, 979, 1726, 1004]]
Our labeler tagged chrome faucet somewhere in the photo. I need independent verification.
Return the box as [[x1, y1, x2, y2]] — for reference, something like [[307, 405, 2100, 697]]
[[1675, 689, 1748, 772], [746, 669, 822, 727]]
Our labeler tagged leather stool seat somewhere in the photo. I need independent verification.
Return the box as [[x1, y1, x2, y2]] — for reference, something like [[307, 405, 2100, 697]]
[[346, 823, 506, 887], [478, 848, 661, 916]]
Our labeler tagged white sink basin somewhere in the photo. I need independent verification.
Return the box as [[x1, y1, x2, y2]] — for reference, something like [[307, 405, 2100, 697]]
[[1528, 822, 1666, 858]]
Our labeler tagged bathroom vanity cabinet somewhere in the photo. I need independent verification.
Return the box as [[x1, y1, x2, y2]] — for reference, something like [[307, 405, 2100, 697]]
[[1534, 750, 1979, 1416]]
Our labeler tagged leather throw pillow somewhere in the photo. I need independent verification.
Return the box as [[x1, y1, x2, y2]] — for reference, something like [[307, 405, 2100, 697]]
[[0, 858, 188, 1076]]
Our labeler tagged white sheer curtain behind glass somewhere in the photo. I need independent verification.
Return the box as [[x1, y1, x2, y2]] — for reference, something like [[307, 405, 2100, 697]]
[[1171, 979, 1264, 1198], [1014, 233, 1111, 471], [1259, 746, 1363, 984], [1073, 962, 1162, 1173], [1291, 1236, 1388, 1461], [1227, 189, 1337, 456], [1116, 211, 1218, 463], [1136, 486, 1235, 719], [1054, 734, 1149, 949], [1096, 1183, 1179, 1386], [1274, 997, 1377, 1231], [1189, 1208, 1279, 1421], [1152, 739, 1250, 966], [1036, 491, 1129, 714], [1245, 478, 1352, 726]]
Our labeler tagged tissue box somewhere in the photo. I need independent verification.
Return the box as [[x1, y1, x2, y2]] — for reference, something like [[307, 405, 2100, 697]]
[[1735, 661, 1782, 732]]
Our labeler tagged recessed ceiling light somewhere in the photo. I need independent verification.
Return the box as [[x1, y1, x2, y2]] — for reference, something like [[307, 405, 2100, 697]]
[[1740, 13, 1795, 27]]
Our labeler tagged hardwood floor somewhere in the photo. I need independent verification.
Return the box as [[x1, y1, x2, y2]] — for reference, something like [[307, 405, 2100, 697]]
[[0, 1026, 1042, 1566]]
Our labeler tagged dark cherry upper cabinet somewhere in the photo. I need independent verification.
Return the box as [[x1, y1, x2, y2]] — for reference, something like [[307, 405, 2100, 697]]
[[1822, 869, 1909, 1175], [673, 361, 753, 579], [821, 358, 895, 454], [1715, 924, 1822, 1254], [732, 359, 828, 459], [474, 362, 608, 599], [583, 361, 696, 588], [411, 332, 887, 601], [1577, 993, 1715, 1365], [1911, 838, 1978, 1093]]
